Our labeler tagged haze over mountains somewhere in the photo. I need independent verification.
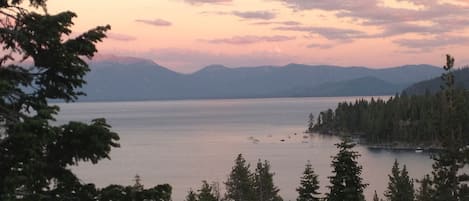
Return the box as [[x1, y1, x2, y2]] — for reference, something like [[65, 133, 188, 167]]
[[404, 68, 469, 95], [80, 56, 443, 101]]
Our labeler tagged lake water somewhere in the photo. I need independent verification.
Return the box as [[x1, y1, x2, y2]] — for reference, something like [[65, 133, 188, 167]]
[[56, 97, 434, 201]]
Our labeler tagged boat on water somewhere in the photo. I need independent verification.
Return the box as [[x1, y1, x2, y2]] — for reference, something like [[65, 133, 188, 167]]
[[415, 147, 424, 153]]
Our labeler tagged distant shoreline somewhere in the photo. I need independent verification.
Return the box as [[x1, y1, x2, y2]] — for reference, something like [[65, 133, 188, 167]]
[[54, 95, 393, 104], [310, 131, 442, 152]]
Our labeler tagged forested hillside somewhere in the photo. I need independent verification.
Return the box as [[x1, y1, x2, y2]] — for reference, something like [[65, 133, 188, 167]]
[[312, 57, 469, 147], [404, 67, 469, 95]]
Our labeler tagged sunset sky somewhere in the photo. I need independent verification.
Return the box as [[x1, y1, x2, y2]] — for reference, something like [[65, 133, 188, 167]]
[[47, 0, 469, 73]]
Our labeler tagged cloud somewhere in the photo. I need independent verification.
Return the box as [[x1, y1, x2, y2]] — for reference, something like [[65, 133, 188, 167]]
[[107, 33, 137, 41], [201, 35, 296, 44], [306, 43, 334, 49], [135, 19, 172, 26], [183, 0, 231, 5], [375, 23, 447, 37], [276, 0, 469, 48], [251, 20, 301, 26], [231, 11, 276, 20], [201, 10, 277, 20], [394, 36, 469, 51], [275, 25, 368, 42]]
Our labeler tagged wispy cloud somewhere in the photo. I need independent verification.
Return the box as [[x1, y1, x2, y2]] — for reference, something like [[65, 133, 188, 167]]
[[201, 10, 277, 20], [201, 35, 296, 44], [135, 19, 172, 26], [231, 11, 276, 20], [183, 0, 231, 5], [107, 33, 137, 41], [394, 36, 469, 51], [306, 43, 334, 49], [276, 0, 469, 48], [275, 25, 368, 42], [251, 20, 301, 26]]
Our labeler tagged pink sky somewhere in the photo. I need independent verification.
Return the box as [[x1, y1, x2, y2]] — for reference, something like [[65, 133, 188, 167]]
[[47, 0, 469, 73]]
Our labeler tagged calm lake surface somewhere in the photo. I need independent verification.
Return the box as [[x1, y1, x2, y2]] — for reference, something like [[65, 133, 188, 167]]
[[56, 97, 433, 201]]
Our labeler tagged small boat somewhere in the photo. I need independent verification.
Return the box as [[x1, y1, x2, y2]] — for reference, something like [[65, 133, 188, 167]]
[[415, 147, 424, 153], [280, 139, 285, 142]]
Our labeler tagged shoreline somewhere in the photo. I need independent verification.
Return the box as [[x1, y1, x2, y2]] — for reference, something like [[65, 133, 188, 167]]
[[309, 130, 443, 151]]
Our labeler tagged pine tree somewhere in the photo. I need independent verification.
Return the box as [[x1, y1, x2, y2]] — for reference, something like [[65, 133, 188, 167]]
[[308, 113, 315, 132], [431, 54, 465, 201], [198, 181, 217, 201], [373, 190, 380, 201], [327, 138, 367, 201], [296, 161, 321, 201], [225, 154, 255, 201], [416, 175, 433, 201], [254, 160, 283, 201], [384, 160, 414, 201], [186, 189, 198, 201]]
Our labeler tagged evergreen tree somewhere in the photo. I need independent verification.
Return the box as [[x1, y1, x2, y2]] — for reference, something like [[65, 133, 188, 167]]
[[327, 138, 367, 201], [431, 55, 466, 201], [225, 154, 255, 201], [98, 182, 172, 201], [186, 189, 198, 201], [254, 160, 283, 201], [132, 174, 145, 201], [211, 181, 223, 201], [198, 181, 218, 201], [307, 113, 315, 132], [373, 190, 380, 201], [416, 175, 433, 201], [384, 160, 414, 201], [296, 161, 321, 201], [0, 1, 121, 200]]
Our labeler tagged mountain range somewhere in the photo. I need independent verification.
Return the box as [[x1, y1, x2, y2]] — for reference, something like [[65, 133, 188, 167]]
[[79, 56, 444, 101]]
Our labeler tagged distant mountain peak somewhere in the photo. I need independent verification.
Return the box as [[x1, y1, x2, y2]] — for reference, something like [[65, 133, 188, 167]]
[[197, 64, 229, 73]]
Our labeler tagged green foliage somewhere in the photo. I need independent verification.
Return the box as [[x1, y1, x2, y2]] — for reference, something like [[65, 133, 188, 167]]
[[296, 161, 321, 201], [429, 54, 469, 201], [223, 154, 285, 201], [186, 189, 198, 201], [307, 113, 314, 132], [254, 160, 283, 201], [0, 1, 117, 200], [198, 181, 218, 201], [384, 160, 414, 201], [373, 190, 381, 201], [327, 138, 367, 201], [225, 154, 256, 201], [0, 2, 173, 201], [312, 64, 469, 147], [185, 181, 222, 201], [416, 175, 433, 201], [98, 182, 172, 201]]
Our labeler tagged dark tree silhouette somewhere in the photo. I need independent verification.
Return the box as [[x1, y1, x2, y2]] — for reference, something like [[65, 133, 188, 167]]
[[384, 160, 414, 201], [296, 161, 321, 201], [225, 154, 256, 201], [254, 160, 283, 201], [0, 1, 118, 200], [327, 138, 367, 201]]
